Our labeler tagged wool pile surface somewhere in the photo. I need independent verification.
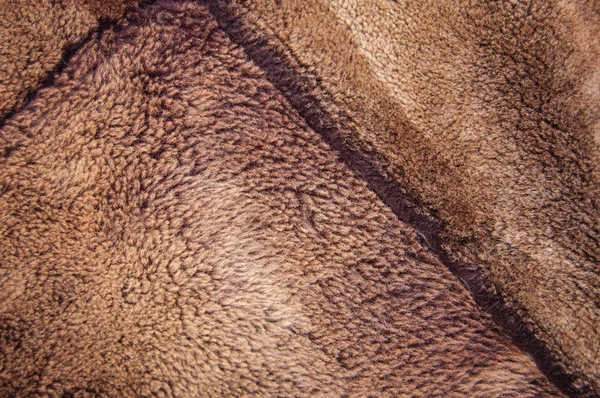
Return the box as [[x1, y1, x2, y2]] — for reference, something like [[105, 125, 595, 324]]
[[207, 1, 600, 395], [0, 0, 597, 396], [0, 0, 140, 120]]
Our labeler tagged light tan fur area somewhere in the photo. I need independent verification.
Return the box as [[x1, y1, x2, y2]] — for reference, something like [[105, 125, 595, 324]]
[[206, 0, 600, 394], [0, 1, 562, 396]]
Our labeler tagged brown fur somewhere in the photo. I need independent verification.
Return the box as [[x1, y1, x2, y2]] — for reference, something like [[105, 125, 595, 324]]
[[206, 0, 600, 394], [0, 1, 562, 396], [0, 0, 95, 119], [0, 0, 141, 121], [77, 0, 142, 20]]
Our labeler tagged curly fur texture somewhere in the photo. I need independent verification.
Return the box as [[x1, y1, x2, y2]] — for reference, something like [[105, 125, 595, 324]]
[[205, 1, 600, 395], [0, 0, 141, 121], [0, 1, 563, 396]]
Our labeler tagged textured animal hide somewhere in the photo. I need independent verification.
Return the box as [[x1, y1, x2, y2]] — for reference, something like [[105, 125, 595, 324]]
[[206, 0, 600, 395], [0, 1, 566, 396], [0, 0, 140, 120]]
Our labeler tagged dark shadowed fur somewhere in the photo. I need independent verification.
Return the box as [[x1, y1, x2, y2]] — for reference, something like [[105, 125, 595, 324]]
[[77, 0, 144, 20], [205, 1, 600, 395], [0, 1, 563, 396]]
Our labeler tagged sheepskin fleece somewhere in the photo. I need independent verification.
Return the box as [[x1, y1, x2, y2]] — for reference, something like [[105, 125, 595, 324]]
[[0, 1, 564, 396], [0, 0, 141, 120], [206, 1, 600, 395]]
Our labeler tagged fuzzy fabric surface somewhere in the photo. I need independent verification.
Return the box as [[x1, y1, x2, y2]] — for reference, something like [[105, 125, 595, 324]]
[[0, 1, 565, 396], [0, 0, 141, 120], [0, 0, 598, 396], [206, 1, 600, 395]]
